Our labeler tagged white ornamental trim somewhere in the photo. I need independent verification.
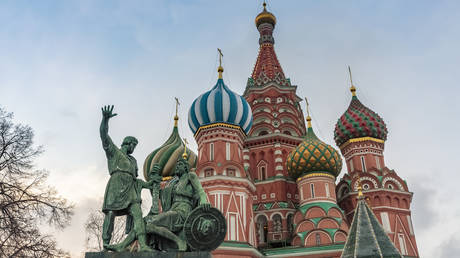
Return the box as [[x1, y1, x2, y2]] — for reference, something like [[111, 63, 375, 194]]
[[382, 177, 404, 191], [353, 176, 379, 190]]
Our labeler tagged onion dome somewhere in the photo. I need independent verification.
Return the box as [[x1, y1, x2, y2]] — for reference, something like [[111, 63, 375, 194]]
[[255, 2, 276, 27], [334, 86, 388, 147], [188, 63, 253, 135], [143, 115, 197, 180], [286, 107, 342, 180]]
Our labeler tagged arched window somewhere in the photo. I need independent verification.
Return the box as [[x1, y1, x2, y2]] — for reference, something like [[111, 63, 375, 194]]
[[259, 130, 268, 136], [287, 214, 294, 236], [283, 130, 292, 135], [257, 216, 268, 244], [259, 166, 267, 180], [272, 214, 282, 233]]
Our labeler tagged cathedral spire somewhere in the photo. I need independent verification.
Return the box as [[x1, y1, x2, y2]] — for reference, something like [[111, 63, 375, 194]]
[[250, 3, 288, 87]]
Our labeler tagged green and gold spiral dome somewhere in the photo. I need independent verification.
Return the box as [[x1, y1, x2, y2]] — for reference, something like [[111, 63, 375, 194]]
[[143, 115, 197, 180], [286, 114, 342, 180]]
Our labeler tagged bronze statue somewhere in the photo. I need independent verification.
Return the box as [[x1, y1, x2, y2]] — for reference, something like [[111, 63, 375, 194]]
[[99, 105, 225, 254], [99, 105, 152, 252]]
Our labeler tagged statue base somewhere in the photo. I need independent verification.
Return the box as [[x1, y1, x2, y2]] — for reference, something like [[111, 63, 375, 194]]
[[85, 251, 211, 258]]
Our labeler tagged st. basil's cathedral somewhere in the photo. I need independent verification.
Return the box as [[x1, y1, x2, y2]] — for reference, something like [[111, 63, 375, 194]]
[[143, 3, 419, 258]]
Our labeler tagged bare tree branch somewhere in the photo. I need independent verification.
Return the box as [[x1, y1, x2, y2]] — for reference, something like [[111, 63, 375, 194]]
[[0, 107, 74, 257]]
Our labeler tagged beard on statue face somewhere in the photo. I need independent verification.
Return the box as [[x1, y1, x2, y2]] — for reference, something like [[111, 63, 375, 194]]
[[175, 162, 188, 176]]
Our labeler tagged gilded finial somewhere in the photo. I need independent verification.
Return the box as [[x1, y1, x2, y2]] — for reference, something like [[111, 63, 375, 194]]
[[182, 138, 189, 159], [263, 1, 267, 11], [348, 66, 357, 97], [174, 97, 180, 127], [217, 48, 224, 79], [304, 97, 312, 128]]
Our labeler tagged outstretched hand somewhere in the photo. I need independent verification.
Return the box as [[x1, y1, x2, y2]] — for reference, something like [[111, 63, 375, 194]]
[[101, 105, 117, 119]]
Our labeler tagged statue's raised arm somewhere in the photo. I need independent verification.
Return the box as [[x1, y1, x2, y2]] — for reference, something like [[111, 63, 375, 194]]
[[100, 105, 117, 157]]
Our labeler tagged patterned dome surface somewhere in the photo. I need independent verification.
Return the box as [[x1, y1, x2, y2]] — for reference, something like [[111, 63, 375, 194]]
[[287, 127, 342, 179], [334, 96, 388, 147], [188, 78, 253, 134], [143, 124, 197, 180]]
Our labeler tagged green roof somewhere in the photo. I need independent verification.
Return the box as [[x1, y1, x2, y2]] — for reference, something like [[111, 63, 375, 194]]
[[342, 198, 402, 258], [262, 243, 345, 256]]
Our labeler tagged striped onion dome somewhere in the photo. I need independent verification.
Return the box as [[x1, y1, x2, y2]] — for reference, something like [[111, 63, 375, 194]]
[[286, 117, 342, 179], [334, 87, 388, 147], [188, 76, 253, 134], [143, 117, 197, 180]]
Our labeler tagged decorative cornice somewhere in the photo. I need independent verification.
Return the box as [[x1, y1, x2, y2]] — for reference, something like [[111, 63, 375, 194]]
[[195, 122, 245, 137], [339, 136, 385, 149], [296, 172, 335, 182]]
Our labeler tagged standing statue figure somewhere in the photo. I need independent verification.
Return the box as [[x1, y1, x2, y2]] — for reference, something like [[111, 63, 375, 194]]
[[99, 105, 152, 252], [107, 155, 214, 252]]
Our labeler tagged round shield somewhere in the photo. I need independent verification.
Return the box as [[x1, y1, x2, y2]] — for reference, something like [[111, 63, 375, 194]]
[[184, 205, 226, 251]]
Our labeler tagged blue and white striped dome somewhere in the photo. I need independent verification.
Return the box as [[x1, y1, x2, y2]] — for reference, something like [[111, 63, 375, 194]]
[[188, 78, 253, 134]]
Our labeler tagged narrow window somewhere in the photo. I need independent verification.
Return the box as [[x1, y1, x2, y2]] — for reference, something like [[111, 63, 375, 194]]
[[226, 142, 231, 160], [361, 156, 366, 172], [315, 233, 321, 246], [260, 167, 266, 180], [380, 212, 391, 232], [349, 160, 354, 172], [210, 143, 214, 161], [310, 183, 315, 198], [375, 156, 381, 169], [325, 183, 330, 198], [398, 234, 408, 255]]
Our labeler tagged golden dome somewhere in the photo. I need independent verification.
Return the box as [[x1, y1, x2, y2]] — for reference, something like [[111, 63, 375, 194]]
[[255, 2, 276, 27]]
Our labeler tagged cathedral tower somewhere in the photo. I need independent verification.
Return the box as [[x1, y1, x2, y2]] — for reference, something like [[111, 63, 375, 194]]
[[334, 71, 419, 257], [286, 101, 349, 254], [189, 59, 258, 257], [243, 3, 307, 248]]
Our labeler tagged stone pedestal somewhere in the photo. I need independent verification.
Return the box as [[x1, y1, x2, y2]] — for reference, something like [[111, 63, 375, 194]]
[[85, 251, 211, 258]]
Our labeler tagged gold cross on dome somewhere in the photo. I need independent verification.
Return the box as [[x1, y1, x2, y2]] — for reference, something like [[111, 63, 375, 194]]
[[217, 48, 223, 67], [304, 97, 310, 117], [174, 97, 180, 117], [348, 65, 354, 86]]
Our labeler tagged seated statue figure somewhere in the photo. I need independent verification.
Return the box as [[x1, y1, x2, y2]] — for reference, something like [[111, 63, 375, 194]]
[[107, 155, 210, 252]]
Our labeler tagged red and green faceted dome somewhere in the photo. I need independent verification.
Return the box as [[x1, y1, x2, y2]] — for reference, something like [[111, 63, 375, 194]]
[[334, 96, 388, 146], [287, 127, 342, 179]]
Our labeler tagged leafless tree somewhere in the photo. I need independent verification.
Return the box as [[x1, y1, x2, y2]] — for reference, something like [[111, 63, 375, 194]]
[[0, 107, 74, 257], [84, 208, 127, 251]]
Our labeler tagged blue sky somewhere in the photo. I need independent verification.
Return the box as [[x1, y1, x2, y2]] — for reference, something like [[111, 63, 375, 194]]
[[1, 0, 459, 257]]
